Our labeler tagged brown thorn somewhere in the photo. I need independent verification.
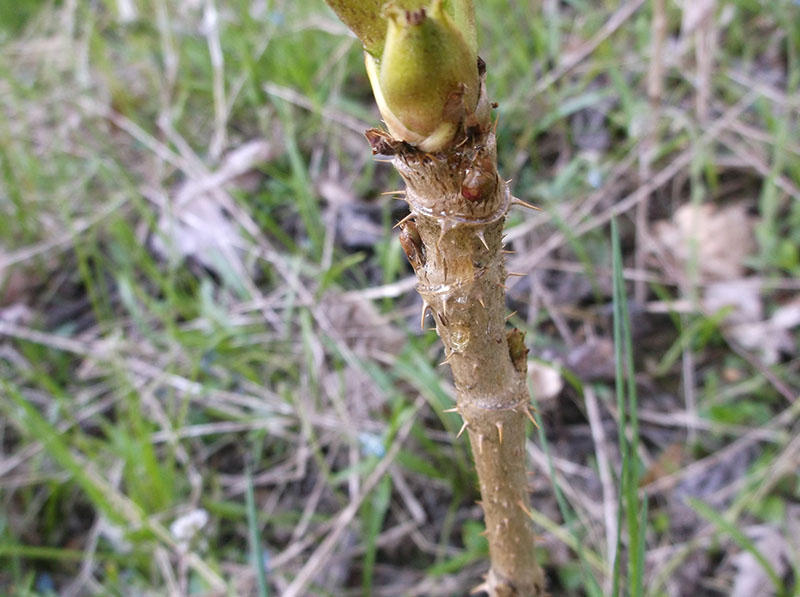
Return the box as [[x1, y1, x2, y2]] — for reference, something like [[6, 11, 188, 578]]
[[373, 158, 393, 163], [517, 499, 533, 518], [501, 249, 516, 254], [479, 528, 489, 537], [476, 229, 489, 251], [524, 406, 540, 429], [511, 197, 542, 211], [478, 296, 486, 308], [470, 582, 490, 595], [392, 212, 414, 229], [495, 421, 503, 444], [456, 420, 469, 439], [507, 271, 526, 278], [381, 189, 405, 196], [478, 433, 485, 454], [420, 301, 431, 330], [437, 218, 455, 251], [505, 311, 518, 321], [438, 348, 454, 367]]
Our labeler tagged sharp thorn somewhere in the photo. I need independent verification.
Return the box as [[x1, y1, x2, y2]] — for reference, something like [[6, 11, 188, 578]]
[[456, 420, 469, 439], [507, 271, 526, 278], [476, 229, 489, 251], [505, 311, 518, 321], [495, 421, 503, 444], [524, 406, 540, 429], [501, 249, 516, 254], [438, 349, 453, 367], [420, 301, 431, 330], [381, 189, 405, 196], [470, 582, 490, 595], [437, 219, 454, 251], [479, 528, 489, 537], [443, 406, 460, 413], [511, 197, 542, 211], [392, 213, 414, 229], [517, 499, 533, 518], [478, 296, 486, 308]]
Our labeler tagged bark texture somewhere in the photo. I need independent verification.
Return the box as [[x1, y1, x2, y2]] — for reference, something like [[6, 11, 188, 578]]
[[368, 71, 546, 597]]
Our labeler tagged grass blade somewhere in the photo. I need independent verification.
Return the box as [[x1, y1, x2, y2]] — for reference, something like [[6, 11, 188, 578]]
[[245, 466, 270, 597], [688, 498, 786, 596], [610, 218, 645, 596]]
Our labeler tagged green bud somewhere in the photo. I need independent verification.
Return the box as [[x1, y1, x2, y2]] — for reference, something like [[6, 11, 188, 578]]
[[366, 0, 480, 151]]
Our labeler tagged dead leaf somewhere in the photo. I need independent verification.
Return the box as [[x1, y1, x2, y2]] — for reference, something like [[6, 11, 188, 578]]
[[150, 140, 277, 282], [702, 280, 799, 364], [703, 279, 763, 324], [640, 444, 686, 486], [528, 360, 564, 402], [654, 203, 756, 282], [731, 526, 791, 597], [727, 296, 800, 364]]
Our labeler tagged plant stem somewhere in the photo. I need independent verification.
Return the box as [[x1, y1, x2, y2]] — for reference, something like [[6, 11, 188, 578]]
[[370, 77, 546, 596]]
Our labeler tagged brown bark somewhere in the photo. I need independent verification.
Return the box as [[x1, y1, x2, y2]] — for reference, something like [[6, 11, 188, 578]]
[[368, 73, 546, 597]]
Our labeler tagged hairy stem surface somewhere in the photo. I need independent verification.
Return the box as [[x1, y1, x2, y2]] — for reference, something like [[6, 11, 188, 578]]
[[370, 79, 546, 596]]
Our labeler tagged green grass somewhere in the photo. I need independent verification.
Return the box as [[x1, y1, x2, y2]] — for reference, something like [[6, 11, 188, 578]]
[[1, 0, 799, 595]]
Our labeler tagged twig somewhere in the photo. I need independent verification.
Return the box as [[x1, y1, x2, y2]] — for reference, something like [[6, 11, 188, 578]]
[[533, 0, 648, 96], [510, 90, 760, 278], [583, 386, 617, 591], [204, 0, 228, 158], [281, 398, 422, 597], [635, 0, 666, 303]]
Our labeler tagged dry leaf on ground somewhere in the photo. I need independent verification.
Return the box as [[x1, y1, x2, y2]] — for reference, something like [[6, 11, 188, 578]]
[[704, 281, 800, 364], [150, 140, 278, 279], [731, 525, 792, 597], [653, 202, 756, 282]]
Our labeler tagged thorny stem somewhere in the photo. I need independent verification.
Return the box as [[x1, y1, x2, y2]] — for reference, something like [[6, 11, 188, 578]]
[[369, 71, 546, 596]]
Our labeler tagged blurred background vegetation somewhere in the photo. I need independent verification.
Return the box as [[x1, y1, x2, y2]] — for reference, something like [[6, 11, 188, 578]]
[[0, 0, 798, 595]]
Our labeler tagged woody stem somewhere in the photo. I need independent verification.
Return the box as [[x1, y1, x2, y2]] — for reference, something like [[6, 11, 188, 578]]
[[381, 108, 546, 596]]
